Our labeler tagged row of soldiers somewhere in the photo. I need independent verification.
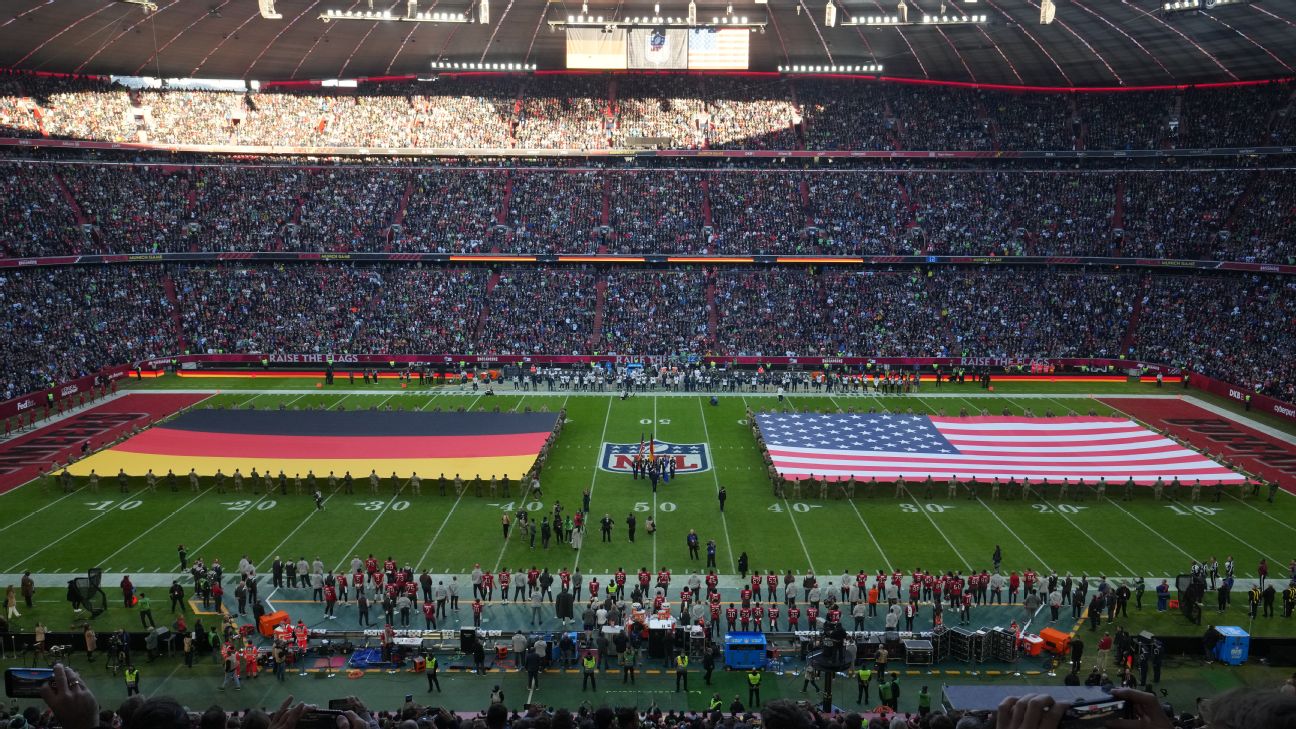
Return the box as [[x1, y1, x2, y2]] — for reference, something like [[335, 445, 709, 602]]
[[764, 471, 1255, 502]]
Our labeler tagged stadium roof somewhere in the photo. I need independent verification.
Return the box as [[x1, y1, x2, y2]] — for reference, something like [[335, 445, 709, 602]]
[[0, 0, 1293, 88]]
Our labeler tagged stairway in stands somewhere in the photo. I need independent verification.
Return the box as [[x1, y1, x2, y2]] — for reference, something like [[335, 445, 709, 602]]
[[587, 275, 608, 350], [386, 176, 416, 251], [706, 269, 718, 345], [162, 273, 188, 353], [598, 174, 612, 253], [701, 175, 714, 252], [1120, 274, 1149, 357], [474, 271, 502, 342], [52, 170, 96, 253]]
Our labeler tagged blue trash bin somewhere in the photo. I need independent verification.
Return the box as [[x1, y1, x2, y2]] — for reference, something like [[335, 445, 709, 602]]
[[1213, 626, 1249, 666]]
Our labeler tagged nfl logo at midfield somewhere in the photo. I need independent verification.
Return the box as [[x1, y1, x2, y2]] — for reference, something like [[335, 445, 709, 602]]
[[601, 441, 712, 475]]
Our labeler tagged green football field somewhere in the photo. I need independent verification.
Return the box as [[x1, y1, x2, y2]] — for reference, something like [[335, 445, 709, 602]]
[[2, 377, 1293, 596]]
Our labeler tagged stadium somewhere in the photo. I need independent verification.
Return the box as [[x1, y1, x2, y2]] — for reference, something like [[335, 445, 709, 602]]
[[1, 0, 1295, 727]]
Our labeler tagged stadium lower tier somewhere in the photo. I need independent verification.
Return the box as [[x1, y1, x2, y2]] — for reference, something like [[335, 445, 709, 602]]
[[0, 264, 1292, 410]]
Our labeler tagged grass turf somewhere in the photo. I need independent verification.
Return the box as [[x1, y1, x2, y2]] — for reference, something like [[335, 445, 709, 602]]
[[3, 378, 1294, 640]]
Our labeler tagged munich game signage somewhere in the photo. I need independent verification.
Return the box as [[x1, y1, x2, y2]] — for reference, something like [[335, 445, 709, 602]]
[[600, 441, 712, 474]]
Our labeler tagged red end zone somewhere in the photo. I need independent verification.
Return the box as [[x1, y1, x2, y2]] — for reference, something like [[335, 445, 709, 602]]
[[0, 393, 209, 494], [1101, 397, 1296, 493]]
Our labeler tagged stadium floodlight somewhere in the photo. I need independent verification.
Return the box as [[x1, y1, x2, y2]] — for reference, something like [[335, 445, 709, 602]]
[[431, 60, 535, 71], [779, 63, 882, 74], [843, 10, 981, 25], [1164, 0, 1244, 10], [319, 4, 473, 22], [551, 11, 765, 29]]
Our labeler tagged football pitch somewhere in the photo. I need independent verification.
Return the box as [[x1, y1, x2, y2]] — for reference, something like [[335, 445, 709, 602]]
[[2, 378, 1294, 596]]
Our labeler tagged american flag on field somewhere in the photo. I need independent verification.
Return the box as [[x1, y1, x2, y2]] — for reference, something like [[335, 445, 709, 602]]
[[756, 413, 1246, 485], [688, 29, 749, 70]]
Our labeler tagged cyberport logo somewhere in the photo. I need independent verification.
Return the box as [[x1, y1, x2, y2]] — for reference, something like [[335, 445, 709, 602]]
[[600, 441, 712, 475]]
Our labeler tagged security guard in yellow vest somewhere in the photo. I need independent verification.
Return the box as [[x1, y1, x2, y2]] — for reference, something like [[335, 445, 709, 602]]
[[747, 668, 762, 706], [582, 651, 597, 691], [708, 694, 723, 713], [856, 666, 873, 705], [675, 653, 689, 692], [124, 665, 140, 696]]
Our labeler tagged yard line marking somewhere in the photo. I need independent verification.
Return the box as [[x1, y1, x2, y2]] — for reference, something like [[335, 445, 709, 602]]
[[1180, 505, 1286, 565], [1223, 492, 1296, 533], [418, 484, 468, 571], [972, 498, 1053, 573], [331, 394, 352, 410], [1046, 398, 1080, 416], [696, 398, 737, 573], [98, 488, 213, 568], [1034, 496, 1136, 575], [573, 398, 614, 571], [780, 494, 817, 572], [512, 394, 528, 412], [333, 480, 409, 573], [845, 499, 892, 572], [187, 494, 271, 565], [652, 395, 658, 574], [6, 506, 121, 572], [0, 489, 81, 535], [146, 661, 185, 698], [1101, 497, 1195, 560], [903, 485, 973, 571], [256, 488, 343, 571], [417, 392, 443, 411]]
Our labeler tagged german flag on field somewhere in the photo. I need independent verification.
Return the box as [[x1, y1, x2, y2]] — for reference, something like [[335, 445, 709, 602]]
[[66, 410, 558, 479]]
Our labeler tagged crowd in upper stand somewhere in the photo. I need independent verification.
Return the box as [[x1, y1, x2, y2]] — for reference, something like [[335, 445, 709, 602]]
[[4, 162, 1291, 263], [0, 73, 1290, 151], [3, 264, 1291, 406]]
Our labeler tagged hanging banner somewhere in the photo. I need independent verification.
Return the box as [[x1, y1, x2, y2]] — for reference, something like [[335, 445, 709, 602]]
[[566, 28, 628, 69], [627, 28, 689, 69]]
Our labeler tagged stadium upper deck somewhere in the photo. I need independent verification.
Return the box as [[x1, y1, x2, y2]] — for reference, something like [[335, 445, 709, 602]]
[[1, 73, 1293, 152]]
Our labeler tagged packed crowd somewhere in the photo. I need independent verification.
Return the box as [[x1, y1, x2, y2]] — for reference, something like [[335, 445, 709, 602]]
[[4, 73, 1289, 151], [0, 162, 82, 257], [611, 76, 799, 150], [3, 264, 1294, 404], [607, 171, 705, 254], [599, 269, 711, 356], [397, 170, 508, 253], [1136, 273, 1296, 404], [3, 161, 1294, 263], [479, 269, 597, 355], [504, 171, 606, 253], [713, 268, 1135, 360], [0, 267, 173, 400]]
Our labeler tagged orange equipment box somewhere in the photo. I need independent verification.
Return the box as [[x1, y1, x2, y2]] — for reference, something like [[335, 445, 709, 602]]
[[259, 610, 290, 638], [1039, 627, 1071, 655]]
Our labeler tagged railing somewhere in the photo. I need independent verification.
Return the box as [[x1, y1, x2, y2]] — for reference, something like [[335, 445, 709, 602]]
[[2, 251, 1292, 275]]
